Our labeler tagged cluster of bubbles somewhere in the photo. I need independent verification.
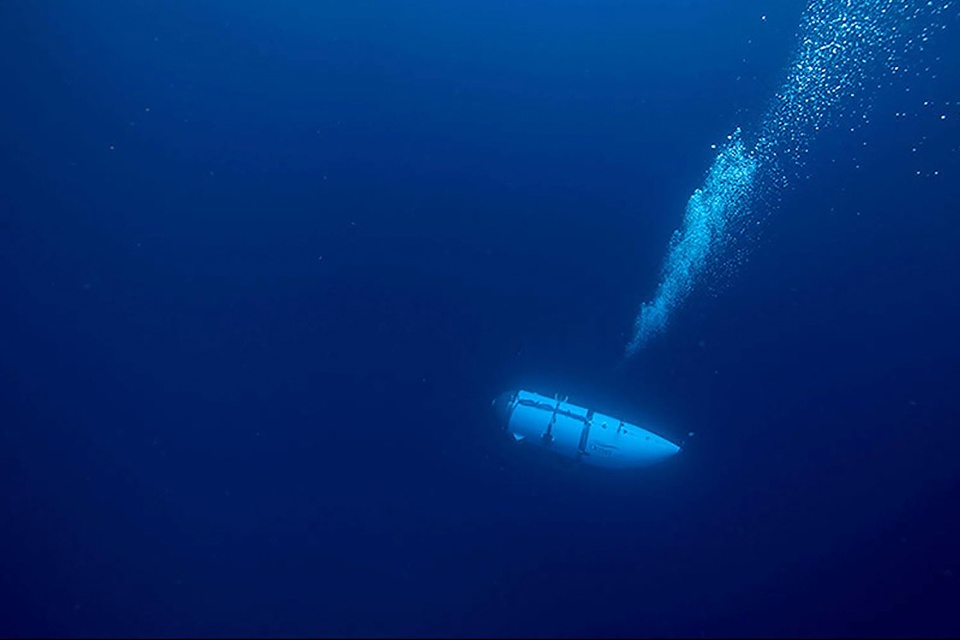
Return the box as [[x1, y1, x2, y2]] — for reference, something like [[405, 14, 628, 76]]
[[625, 0, 953, 358], [625, 130, 758, 356], [759, 0, 952, 178]]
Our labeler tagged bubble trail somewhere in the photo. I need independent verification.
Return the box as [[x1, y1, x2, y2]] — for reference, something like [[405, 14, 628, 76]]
[[624, 0, 951, 358]]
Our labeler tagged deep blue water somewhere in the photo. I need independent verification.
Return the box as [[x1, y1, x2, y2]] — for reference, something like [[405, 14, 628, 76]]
[[2, 1, 959, 637]]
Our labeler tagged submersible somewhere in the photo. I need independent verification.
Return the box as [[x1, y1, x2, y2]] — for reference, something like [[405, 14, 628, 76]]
[[493, 389, 682, 469]]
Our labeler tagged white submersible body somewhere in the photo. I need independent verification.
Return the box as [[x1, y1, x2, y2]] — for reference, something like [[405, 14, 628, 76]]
[[493, 389, 682, 469]]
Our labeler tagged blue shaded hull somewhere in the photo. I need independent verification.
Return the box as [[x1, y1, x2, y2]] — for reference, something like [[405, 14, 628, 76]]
[[494, 390, 681, 469]]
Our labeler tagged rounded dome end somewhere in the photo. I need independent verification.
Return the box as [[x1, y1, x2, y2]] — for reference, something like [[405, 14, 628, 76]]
[[491, 390, 518, 430]]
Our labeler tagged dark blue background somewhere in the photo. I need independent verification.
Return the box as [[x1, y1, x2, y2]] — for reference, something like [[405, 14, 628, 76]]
[[2, 1, 958, 636]]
